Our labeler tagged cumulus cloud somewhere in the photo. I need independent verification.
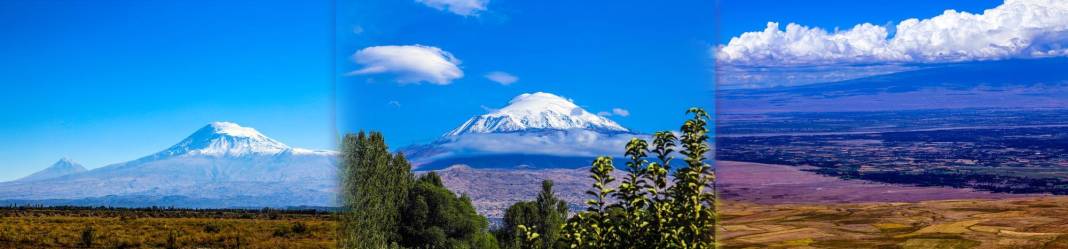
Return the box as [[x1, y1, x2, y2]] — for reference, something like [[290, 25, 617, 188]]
[[484, 71, 518, 85], [716, 0, 1068, 66], [416, 0, 488, 16], [350, 45, 463, 85]]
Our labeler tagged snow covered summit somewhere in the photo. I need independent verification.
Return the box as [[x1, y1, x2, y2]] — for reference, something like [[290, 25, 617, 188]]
[[445, 92, 628, 136], [155, 122, 291, 157]]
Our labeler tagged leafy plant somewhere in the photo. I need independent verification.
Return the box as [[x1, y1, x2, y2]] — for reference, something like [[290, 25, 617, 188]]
[[557, 107, 717, 249]]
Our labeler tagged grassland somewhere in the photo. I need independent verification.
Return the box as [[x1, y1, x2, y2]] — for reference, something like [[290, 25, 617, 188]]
[[718, 196, 1068, 248], [0, 207, 336, 249]]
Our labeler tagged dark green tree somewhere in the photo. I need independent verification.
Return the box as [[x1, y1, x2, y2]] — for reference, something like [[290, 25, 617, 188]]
[[534, 181, 568, 249], [339, 132, 411, 249], [498, 180, 568, 249], [399, 172, 495, 249]]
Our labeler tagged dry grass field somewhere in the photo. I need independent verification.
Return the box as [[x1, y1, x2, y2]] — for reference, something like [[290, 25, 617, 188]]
[[719, 197, 1068, 249], [0, 207, 336, 249]]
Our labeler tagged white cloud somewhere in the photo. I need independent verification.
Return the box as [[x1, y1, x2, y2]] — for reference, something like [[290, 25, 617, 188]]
[[716, 0, 1068, 66], [416, 0, 488, 16], [350, 45, 464, 85], [435, 130, 647, 159], [484, 71, 518, 85], [598, 108, 631, 117], [388, 100, 402, 108]]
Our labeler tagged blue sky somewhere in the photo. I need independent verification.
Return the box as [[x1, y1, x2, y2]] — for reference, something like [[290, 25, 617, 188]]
[[337, 0, 716, 149], [714, 0, 1068, 88], [0, 1, 334, 181]]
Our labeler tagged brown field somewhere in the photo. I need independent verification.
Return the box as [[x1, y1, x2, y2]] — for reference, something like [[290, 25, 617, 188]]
[[719, 197, 1068, 248], [716, 161, 1068, 248], [0, 208, 336, 249]]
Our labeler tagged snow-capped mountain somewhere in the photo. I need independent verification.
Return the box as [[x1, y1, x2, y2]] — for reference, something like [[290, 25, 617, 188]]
[[155, 122, 290, 157], [445, 92, 628, 136], [404, 92, 644, 170], [15, 158, 87, 182], [0, 122, 338, 208]]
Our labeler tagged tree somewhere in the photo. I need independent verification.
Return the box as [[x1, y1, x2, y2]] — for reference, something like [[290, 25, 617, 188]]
[[341, 131, 499, 249], [533, 181, 568, 249], [399, 172, 495, 249], [498, 181, 568, 249], [339, 132, 411, 249]]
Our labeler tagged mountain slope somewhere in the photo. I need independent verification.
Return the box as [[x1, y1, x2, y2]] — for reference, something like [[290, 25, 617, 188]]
[[0, 122, 338, 208], [15, 158, 87, 182]]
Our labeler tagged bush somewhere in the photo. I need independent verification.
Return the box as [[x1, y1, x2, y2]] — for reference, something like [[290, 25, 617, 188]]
[[80, 225, 94, 248], [165, 231, 178, 249], [203, 223, 221, 233], [291, 222, 308, 235]]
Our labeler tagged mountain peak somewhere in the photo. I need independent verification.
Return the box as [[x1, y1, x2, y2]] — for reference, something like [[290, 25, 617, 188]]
[[207, 121, 266, 138], [157, 122, 290, 157], [445, 92, 628, 136], [15, 158, 87, 182]]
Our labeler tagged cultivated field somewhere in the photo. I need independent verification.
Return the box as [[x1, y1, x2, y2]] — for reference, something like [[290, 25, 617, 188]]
[[0, 207, 336, 249]]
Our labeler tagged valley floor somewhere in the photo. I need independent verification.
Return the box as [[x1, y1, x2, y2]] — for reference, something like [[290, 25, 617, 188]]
[[719, 197, 1068, 248], [716, 161, 1068, 248]]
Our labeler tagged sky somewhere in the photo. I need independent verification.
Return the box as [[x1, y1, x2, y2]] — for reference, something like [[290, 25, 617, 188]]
[[715, 0, 1068, 88], [337, 0, 717, 149], [0, 1, 335, 181]]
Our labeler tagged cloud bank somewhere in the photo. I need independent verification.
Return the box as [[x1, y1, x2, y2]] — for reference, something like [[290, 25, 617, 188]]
[[415, 0, 488, 16], [484, 71, 518, 85], [351, 45, 464, 85], [717, 0, 1068, 66]]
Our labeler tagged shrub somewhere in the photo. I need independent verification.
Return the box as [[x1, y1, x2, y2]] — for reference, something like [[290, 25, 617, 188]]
[[80, 225, 94, 248], [291, 222, 308, 235], [203, 223, 221, 233], [165, 231, 178, 249]]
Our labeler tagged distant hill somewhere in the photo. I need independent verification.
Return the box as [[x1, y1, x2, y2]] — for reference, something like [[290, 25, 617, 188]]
[[718, 58, 1068, 113], [14, 158, 87, 182]]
